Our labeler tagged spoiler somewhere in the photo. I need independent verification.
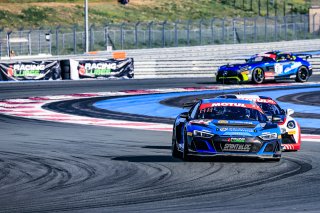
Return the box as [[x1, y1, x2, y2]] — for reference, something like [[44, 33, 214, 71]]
[[295, 53, 312, 60], [182, 99, 199, 108]]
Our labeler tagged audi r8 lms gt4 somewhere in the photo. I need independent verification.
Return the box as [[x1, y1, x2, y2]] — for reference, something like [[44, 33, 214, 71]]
[[172, 98, 282, 161], [217, 94, 301, 151], [216, 51, 312, 84]]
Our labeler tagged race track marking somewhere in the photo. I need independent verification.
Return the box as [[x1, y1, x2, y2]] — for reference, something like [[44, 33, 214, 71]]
[[0, 82, 319, 138]]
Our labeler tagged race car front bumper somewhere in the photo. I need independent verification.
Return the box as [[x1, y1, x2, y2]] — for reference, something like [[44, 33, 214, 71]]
[[217, 70, 251, 82], [187, 135, 281, 158]]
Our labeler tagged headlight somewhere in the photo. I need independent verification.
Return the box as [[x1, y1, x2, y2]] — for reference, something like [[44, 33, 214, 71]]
[[287, 120, 296, 129], [259, 133, 278, 140], [240, 65, 249, 71], [193, 130, 214, 138]]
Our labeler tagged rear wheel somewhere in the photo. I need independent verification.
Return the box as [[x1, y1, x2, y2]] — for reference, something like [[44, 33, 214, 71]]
[[295, 66, 309, 82], [252, 68, 265, 84]]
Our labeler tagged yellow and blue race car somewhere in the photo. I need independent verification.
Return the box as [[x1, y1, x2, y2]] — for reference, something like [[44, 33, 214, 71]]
[[172, 98, 282, 161], [216, 51, 312, 84]]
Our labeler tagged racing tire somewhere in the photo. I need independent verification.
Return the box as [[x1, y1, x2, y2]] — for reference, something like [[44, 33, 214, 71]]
[[216, 75, 222, 84], [172, 134, 182, 159], [269, 157, 281, 162], [252, 68, 265, 84], [295, 66, 310, 82], [182, 130, 192, 161]]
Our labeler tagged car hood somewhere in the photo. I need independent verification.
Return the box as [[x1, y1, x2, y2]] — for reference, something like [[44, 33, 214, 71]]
[[189, 119, 271, 137], [219, 63, 250, 71]]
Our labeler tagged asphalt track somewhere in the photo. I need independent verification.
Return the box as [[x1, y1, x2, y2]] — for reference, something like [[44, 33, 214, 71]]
[[1, 77, 320, 212]]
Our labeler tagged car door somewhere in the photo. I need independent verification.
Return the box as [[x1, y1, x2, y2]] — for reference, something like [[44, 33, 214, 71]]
[[275, 54, 300, 77]]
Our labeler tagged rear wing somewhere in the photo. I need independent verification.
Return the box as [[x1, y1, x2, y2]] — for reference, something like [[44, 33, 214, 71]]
[[294, 53, 312, 60], [182, 99, 199, 108]]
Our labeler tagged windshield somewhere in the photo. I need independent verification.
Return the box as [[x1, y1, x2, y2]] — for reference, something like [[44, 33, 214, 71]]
[[197, 106, 267, 122], [247, 56, 274, 63], [256, 102, 283, 115]]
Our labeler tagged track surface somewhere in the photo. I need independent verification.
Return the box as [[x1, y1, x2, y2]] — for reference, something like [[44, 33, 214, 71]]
[[1, 77, 320, 212]]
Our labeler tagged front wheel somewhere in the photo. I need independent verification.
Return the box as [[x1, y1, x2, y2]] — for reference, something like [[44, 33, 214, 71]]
[[182, 130, 191, 161], [252, 68, 265, 84], [172, 136, 182, 159], [295, 66, 310, 82]]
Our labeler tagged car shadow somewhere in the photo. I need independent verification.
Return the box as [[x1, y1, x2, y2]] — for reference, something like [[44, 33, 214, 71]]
[[112, 155, 276, 163]]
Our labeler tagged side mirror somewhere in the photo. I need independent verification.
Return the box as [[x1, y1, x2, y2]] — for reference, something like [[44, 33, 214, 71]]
[[272, 115, 283, 123], [286, 109, 294, 116], [180, 112, 189, 119]]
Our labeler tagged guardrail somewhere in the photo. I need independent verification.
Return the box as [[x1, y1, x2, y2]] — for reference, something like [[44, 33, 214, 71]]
[[2, 39, 320, 80]]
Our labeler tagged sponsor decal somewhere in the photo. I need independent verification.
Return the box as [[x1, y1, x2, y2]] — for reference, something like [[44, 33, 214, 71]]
[[228, 137, 246, 143], [0, 61, 61, 81], [187, 132, 193, 136], [223, 143, 251, 152], [283, 62, 301, 73], [218, 120, 228, 124], [70, 58, 134, 79], [199, 102, 263, 113], [288, 130, 296, 135]]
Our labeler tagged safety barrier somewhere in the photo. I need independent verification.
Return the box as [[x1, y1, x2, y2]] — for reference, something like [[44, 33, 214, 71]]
[[1, 39, 320, 80]]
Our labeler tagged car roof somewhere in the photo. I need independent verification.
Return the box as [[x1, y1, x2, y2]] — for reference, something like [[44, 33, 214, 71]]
[[217, 94, 277, 104], [202, 98, 254, 104], [218, 94, 273, 100]]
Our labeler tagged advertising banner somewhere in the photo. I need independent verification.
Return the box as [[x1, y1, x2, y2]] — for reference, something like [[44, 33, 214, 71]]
[[69, 58, 134, 80], [0, 61, 61, 81]]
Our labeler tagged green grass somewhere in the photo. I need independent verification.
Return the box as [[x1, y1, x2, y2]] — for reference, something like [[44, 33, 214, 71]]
[[0, 0, 310, 29]]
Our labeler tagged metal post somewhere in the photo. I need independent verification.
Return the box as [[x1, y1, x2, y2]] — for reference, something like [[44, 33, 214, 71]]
[[120, 23, 124, 50], [38, 27, 42, 54], [222, 18, 225, 44], [48, 30, 52, 55], [254, 18, 257, 42], [19, 27, 23, 54], [187, 20, 191, 46], [275, 0, 278, 16], [28, 30, 31, 55], [243, 18, 246, 43], [274, 16, 277, 41], [0, 29, 2, 57], [84, 0, 89, 53], [211, 18, 215, 44], [304, 14, 307, 39], [174, 20, 178, 47], [284, 16, 287, 40], [55, 26, 60, 55], [267, 0, 269, 16], [250, 0, 253, 11], [283, 0, 286, 16], [162, 21, 166, 48], [232, 19, 236, 44], [313, 13, 317, 37], [148, 21, 153, 48], [6, 31, 11, 57], [265, 16, 267, 42], [199, 19, 203, 45], [258, 0, 261, 16], [134, 22, 140, 49], [73, 25, 77, 54], [104, 25, 109, 48]]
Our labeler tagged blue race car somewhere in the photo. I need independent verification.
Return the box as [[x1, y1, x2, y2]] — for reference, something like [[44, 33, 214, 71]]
[[216, 51, 312, 84], [172, 98, 282, 161]]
